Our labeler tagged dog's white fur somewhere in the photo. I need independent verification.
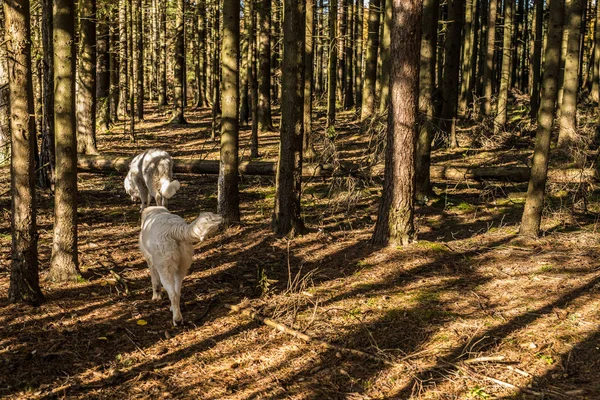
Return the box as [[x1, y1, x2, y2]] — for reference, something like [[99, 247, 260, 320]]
[[139, 206, 223, 325], [124, 149, 181, 210]]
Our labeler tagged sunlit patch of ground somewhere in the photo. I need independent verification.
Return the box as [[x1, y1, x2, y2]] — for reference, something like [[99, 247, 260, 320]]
[[1, 105, 599, 399]]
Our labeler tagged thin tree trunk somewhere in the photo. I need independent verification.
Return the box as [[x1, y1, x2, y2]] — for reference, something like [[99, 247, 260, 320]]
[[520, 0, 565, 237], [458, 0, 475, 116], [327, 0, 338, 128], [343, 0, 354, 110], [133, 0, 143, 120], [415, 0, 439, 202], [158, 0, 167, 106], [258, 0, 274, 131], [378, 0, 391, 113], [97, 9, 110, 131], [439, 0, 464, 148], [211, 1, 221, 139], [171, 0, 186, 124], [337, 0, 347, 102], [76, 0, 98, 154], [0, 1, 9, 164], [530, 0, 543, 118], [355, 0, 364, 111], [118, 0, 128, 117], [273, 0, 305, 237], [591, 0, 600, 103], [360, 0, 380, 122], [476, 0, 488, 98], [4, 0, 45, 304], [240, 0, 250, 124], [250, 0, 259, 157], [556, 0, 571, 113], [38, 0, 55, 188], [495, 0, 513, 131], [109, 14, 119, 122], [372, 0, 421, 246], [303, 0, 315, 159], [51, 0, 79, 282], [218, 0, 240, 223], [481, 0, 497, 116], [316, 0, 325, 96], [558, 0, 583, 149]]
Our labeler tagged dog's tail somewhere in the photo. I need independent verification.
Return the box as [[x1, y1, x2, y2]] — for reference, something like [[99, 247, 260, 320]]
[[157, 157, 181, 199], [171, 212, 223, 242]]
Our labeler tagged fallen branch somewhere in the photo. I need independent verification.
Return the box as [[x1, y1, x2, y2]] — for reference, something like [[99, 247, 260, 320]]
[[429, 165, 597, 183], [463, 355, 506, 364], [224, 303, 398, 367]]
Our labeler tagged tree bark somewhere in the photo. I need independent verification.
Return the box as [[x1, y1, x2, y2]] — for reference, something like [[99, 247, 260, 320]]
[[109, 13, 118, 122], [458, 0, 475, 116], [354, 0, 364, 110], [133, 0, 143, 120], [4, 0, 45, 304], [372, 0, 421, 246], [439, 0, 464, 148], [257, 0, 274, 131], [249, 0, 259, 157], [76, 0, 98, 155], [211, 0, 221, 139], [343, 0, 354, 110], [378, 0, 391, 113], [118, 0, 128, 117], [273, 0, 305, 237], [415, 0, 439, 202], [51, 0, 80, 282], [97, 8, 110, 131], [158, 0, 167, 106], [520, 0, 565, 237], [303, 0, 315, 159], [171, 0, 186, 124], [240, 0, 250, 124], [530, 0, 543, 118], [326, 0, 337, 128], [558, 0, 583, 149], [38, 0, 55, 188], [336, 0, 347, 101], [494, 0, 513, 131], [481, 0, 497, 116], [218, 0, 240, 224], [360, 0, 380, 122], [0, 1, 9, 164]]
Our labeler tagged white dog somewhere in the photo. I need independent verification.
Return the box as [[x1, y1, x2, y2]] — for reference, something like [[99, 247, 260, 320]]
[[124, 149, 181, 210], [139, 206, 223, 326]]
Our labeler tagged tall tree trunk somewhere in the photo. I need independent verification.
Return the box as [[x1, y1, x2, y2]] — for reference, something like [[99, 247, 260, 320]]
[[0, 1, 9, 164], [415, 0, 439, 202], [249, 0, 259, 157], [336, 0, 347, 101], [530, 0, 543, 118], [458, 0, 475, 116], [591, 2, 600, 103], [38, 0, 55, 188], [76, 0, 98, 154], [240, 0, 250, 124], [109, 14, 119, 122], [273, 0, 305, 237], [372, 0, 421, 246], [158, 0, 167, 106], [303, 0, 315, 158], [378, 0, 391, 113], [4, 0, 45, 304], [343, 0, 354, 110], [258, 0, 274, 131], [211, 0, 221, 139], [51, 0, 79, 282], [218, 0, 240, 223], [494, 0, 513, 131], [171, 0, 186, 124], [556, 0, 571, 112], [97, 9, 110, 131], [558, 0, 583, 149], [118, 0, 128, 117], [439, 0, 464, 148], [476, 0, 488, 98], [326, 0, 337, 128], [520, 0, 564, 237], [355, 0, 364, 111], [360, 0, 380, 122], [481, 0, 497, 116], [133, 0, 143, 120]]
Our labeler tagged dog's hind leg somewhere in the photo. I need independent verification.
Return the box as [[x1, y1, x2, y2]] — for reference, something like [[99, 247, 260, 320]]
[[159, 268, 183, 326], [137, 178, 150, 210], [148, 261, 162, 300]]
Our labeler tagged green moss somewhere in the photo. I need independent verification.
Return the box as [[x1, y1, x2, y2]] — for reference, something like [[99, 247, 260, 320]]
[[415, 241, 449, 253]]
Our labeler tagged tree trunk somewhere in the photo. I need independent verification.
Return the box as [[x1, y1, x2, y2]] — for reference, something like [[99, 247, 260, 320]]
[[109, 14, 119, 122], [343, 0, 354, 110], [378, 0, 391, 113], [0, 1, 9, 164], [273, 0, 305, 237], [415, 0, 439, 202], [211, 1, 221, 140], [171, 0, 186, 124], [303, 0, 315, 159], [249, 0, 259, 157], [439, 0, 464, 148], [258, 0, 274, 131], [336, 0, 347, 102], [520, 0, 565, 237], [326, 0, 337, 128], [458, 0, 475, 116], [558, 0, 583, 149], [51, 0, 80, 282], [158, 0, 167, 106], [556, 0, 571, 112], [4, 0, 45, 304], [530, 0, 543, 118], [118, 0, 128, 117], [218, 0, 241, 224], [476, 0, 488, 98], [372, 0, 421, 246], [38, 0, 55, 188], [97, 9, 110, 132], [354, 0, 364, 111], [494, 0, 513, 131], [240, 0, 250, 124], [133, 0, 143, 120], [76, 0, 98, 155], [360, 0, 380, 122], [481, 0, 497, 116]]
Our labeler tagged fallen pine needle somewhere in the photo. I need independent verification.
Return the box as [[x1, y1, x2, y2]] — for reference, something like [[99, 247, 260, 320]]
[[224, 303, 399, 367]]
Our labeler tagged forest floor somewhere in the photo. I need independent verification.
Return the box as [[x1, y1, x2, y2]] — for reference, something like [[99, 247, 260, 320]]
[[1, 104, 600, 399]]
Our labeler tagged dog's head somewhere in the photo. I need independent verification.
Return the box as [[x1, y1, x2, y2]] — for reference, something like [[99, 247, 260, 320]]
[[124, 172, 140, 201]]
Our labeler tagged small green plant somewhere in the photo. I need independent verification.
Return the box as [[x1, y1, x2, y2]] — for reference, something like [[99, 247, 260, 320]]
[[415, 241, 449, 253], [537, 353, 555, 365], [539, 264, 554, 273], [326, 125, 337, 140], [256, 266, 271, 295], [76, 275, 87, 284], [468, 385, 490, 399]]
